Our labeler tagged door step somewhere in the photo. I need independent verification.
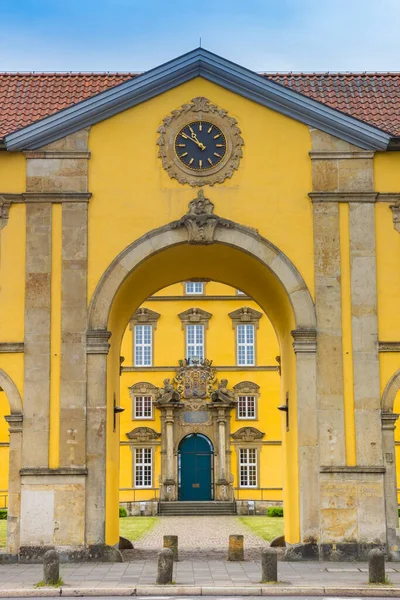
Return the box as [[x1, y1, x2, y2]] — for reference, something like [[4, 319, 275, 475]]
[[159, 501, 236, 516]]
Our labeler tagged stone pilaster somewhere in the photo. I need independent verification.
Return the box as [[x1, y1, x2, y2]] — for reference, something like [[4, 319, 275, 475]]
[[22, 202, 52, 467], [292, 328, 319, 542], [85, 329, 111, 545], [381, 412, 400, 558], [5, 414, 23, 554], [313, 201, 346, 465], [163, 406, 177, 501], [217, 411, 227, 482], [59, 202, 88, 467], [349, 203, 382, 465]]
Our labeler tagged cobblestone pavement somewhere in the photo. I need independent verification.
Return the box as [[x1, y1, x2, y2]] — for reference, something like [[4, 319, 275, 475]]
[[130, 516, 269, 560], [1, 560, 400, 589]]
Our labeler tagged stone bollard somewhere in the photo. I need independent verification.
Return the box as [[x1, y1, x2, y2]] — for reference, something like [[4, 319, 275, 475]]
[[228, 534, 244, 561], [156, 548, 174, 584], [261, 548, 278, 583], [43, 549, 59, 585], [369, 548, 385, 584], [164, 535, 178, 561]]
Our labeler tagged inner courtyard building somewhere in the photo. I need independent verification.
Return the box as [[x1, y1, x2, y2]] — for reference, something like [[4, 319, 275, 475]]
[[0, 49, 400, 560]]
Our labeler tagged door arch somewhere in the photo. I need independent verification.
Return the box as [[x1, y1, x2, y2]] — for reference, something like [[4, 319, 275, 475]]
[[178, 434, 214, 501]]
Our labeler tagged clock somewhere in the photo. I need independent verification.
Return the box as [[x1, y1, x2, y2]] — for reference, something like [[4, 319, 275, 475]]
[[157, 96, 244, 187], [174, 121, 227, 171]]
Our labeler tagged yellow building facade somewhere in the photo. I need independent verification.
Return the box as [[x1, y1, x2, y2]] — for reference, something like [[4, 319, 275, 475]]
[[118, 281, 282, 512], [0, 49, 400, 560]]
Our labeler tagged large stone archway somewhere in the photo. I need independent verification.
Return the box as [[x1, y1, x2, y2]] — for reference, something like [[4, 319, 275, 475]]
[[0, 368, 23, 554], [85, 198, 318, 550]]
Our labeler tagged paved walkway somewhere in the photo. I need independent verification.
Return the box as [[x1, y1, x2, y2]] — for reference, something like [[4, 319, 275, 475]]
[[132, 516, 268, 560], [0, 560, 400, 592]]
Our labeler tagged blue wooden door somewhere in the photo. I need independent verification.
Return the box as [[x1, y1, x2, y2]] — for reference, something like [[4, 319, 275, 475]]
[[178, 434, 213, 501]]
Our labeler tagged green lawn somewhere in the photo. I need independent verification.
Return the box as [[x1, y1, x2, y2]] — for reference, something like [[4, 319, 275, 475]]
[[239, 516, 284, 542], [0, 520, 6, 548], [119, 516, 158, 541]]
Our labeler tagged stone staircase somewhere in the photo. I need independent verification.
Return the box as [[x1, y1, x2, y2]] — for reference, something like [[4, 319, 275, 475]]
[[159, 501, 236, 516]]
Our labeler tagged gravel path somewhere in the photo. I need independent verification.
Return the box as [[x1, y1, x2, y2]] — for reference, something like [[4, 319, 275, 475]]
[[127, 516, 269, 560]]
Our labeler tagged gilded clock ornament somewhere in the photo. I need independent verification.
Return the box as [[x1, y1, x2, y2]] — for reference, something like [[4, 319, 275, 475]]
[[157, 97, 244, 186]]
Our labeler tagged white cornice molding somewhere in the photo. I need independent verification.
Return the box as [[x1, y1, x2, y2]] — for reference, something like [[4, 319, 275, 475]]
[[4, 49, 391, 151]]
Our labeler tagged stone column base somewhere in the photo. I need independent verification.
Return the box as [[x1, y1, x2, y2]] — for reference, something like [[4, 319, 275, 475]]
[[284, 542, 387, 562], [18, 544, 123, 563], [215, 479, 231, 501], [162, 479, 177, 501]]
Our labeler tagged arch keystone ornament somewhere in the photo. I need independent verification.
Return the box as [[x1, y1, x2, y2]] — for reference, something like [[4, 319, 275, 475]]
[[157, 96, 244, 186], [171, 189, 235, 244]]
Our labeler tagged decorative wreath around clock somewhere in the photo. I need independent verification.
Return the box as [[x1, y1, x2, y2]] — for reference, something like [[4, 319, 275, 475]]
[[157, 97, 244, 187]]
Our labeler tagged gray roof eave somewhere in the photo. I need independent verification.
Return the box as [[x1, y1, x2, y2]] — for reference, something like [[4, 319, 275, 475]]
[[4, 48, 391, 152]]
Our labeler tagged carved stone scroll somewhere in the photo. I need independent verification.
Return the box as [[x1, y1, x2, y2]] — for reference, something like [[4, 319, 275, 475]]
[[126, 427, 161, 441], [231, 427, 265, 441], [391, 201, 400, 233], [171, 190, 234, 244]]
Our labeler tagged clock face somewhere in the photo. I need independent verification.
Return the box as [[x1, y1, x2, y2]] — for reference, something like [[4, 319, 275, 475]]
[[174, 121, 227, 171]]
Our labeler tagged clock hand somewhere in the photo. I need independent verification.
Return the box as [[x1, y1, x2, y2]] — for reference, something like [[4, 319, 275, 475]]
[[182, 129, 206, 151]]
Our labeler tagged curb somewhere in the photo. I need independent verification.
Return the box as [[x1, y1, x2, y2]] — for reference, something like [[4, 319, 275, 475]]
[[0, 586, 400, 597]]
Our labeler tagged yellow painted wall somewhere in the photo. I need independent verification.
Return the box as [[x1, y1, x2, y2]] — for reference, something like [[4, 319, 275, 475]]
[[0, 154, 26, 505], [87, 77, 314, 302], [85, 78, 312, 546], [375, 151, 400, 503]]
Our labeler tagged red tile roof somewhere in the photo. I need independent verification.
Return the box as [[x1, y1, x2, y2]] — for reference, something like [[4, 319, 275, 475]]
[[265, 72, 400, 137], [0, 73, 135, 139], [1, 71, 400, 140]]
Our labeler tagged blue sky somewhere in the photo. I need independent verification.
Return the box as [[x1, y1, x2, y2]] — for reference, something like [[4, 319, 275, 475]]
[[1, 0, 400, 72]]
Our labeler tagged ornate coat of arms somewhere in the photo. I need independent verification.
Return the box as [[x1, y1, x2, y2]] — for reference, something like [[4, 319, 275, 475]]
[[175, 358, 216, 399]]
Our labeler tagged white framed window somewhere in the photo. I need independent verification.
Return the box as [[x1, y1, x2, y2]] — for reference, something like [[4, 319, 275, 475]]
[[239, 448, 257, 487], [237, 324, 255, 366], [134, 324, 152, 367], [134, 447, 152, 488], [185, 281, 204, 295], [186, 324, 204, 362], [237, 395, 256, 419], [134, 396, 153, 419]]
